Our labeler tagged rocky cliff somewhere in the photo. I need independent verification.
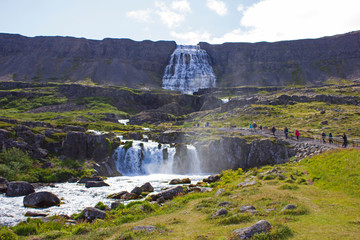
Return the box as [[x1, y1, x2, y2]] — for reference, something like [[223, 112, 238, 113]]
[[1, 31, 360, 88], [0, 34, 176, 88], [200, 31, 360, 87]]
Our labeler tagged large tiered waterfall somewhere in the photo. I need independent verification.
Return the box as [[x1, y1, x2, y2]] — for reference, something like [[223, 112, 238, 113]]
[[113, 140, 202, 175], [162, 45, 216, 95]]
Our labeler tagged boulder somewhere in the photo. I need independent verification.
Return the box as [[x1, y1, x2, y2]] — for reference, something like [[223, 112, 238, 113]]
[[218, 201, 232, 207], [85, 181, 109, 188], [78, 177, 103, 183], [169, 179, 182, 185], [82, 207, 106, 222], [149, 186, 184, 201], [107, 191, 139, 200], [111, 201, 124, 210], [23, 191, 61, 208], [132, 225, 157, 232], [240, 206, 257, 212], [237, 180, 257, 188], [212, 208, 228, 217], [25, 211, 48, 217], [232, 220, 271, 239], [6, 181, 35, 197], [280, 204, 297, 213], [131, 186, 143, 196], [203, 175, 220, 183], [0, 183, 7, 194], [215, 188, 225, 197], [140, 182, 154, 192]]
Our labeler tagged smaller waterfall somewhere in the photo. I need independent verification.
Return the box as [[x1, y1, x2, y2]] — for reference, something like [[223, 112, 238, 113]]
[[162, 45, 216, 95], [113, 141, 202, 175]]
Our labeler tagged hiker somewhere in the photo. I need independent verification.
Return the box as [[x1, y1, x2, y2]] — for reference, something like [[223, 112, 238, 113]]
[[259, 125, 263, 131], [295, 129, 300, 140], [249, 123, 253, 132], [253, 122, 257, 132], [321, 132, 326, 143], [284, 127, 289, 139], [205, 121, 209, 127], [271, 126, 276, 136], [329, 133, 333, 144], [342, 133, 348, 148]]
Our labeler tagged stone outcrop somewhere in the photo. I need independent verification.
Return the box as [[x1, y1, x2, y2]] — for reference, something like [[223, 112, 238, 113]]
[[23, 191, 61, 208], [149, 186, 184, 202], [196, 137, 295, 173], [62, 131, 113, 162]]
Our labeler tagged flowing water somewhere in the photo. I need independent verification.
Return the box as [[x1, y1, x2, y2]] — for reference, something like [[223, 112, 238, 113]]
[[162, 45, 216, 94], [0, 137, 209, 226], [0, 174, 208, 226]]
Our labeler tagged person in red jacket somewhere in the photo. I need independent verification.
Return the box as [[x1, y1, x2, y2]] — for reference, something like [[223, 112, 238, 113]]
[[295, 129, 300, 140]]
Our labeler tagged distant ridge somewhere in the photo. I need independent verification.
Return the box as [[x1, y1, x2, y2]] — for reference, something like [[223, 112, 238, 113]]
[[0, 31, 359, 89]]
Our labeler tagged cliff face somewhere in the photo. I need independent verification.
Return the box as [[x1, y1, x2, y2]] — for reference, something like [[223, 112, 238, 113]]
[[200, 31, 360, 87], [0, 34, 176, 88], [1, 31, 360, 88]]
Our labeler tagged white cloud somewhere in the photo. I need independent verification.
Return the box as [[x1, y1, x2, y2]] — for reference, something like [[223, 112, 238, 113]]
[[126, 9, 152, 22], [237, 4, 244, 12], [206, 0, 228, 16], [170, 30, 212, 44], [210, 0, 360, 43], [155, 1, 186, 28], [171, 0, 191, 13]]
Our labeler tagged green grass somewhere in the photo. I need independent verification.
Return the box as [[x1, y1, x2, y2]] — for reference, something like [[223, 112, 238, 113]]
[[301, 148, 360, 197]]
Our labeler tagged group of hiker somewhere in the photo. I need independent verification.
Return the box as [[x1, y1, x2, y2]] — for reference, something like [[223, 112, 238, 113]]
[[249, 122, 349, 148]]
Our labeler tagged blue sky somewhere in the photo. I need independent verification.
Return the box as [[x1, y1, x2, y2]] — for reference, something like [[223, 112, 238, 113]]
[[1, 0, 360, 44]]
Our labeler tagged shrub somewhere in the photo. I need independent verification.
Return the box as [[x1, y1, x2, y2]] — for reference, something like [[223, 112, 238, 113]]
[[0, 227, 17, 240], [0, 147, 33, 180], [252, 224, 293, 240], [95, 202, 108, 211], [11, 221, 38, 236]]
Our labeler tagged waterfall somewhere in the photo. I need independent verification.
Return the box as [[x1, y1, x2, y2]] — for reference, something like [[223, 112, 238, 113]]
[[162, 45, 216, 95], [113, 141, 202, 175]]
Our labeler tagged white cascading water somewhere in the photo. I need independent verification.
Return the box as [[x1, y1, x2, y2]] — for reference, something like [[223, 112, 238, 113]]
[[162, 45, 216, 95], [113, 141, 202, 175]]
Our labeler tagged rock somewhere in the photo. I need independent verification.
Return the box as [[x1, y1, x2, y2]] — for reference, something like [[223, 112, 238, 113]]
[[321, 120, 328, 125], [68, 177, 79, 183], [78, 177, 103, 183], [23, 191, 61, 208], [157, 197, 166, 204], [140, 182, 154, 192], [240, 206, 256, 212], [169, 178, 182, 185], [169, 178, 191, 184], [132, 225, 157, 232], [237, 180, 257, 188], [111, 201, 124, 210], [0, 177, 8, 184], [203, 175, 220, 183], [6, 181, 35, 197], [212, 208, 228, 217], [63, 125, 86, 132], [85, 181, 109, 188], [215, 188, 225, 197], [82, 207, 106, 222], [150, 186, 184, 201], [0, 183, 7, 194], [218, 201, 232, 207], [232, 220, 271, 239], [108, 191, 130, 199], [280, 204, 297, 212], [131, 186, 143, 195], [25, 211, 48, 217]]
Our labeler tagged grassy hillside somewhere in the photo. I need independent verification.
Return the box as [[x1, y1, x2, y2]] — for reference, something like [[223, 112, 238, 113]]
[[1, 149, 359, 239]]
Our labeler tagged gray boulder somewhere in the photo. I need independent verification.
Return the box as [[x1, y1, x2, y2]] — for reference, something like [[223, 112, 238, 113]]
[[240, 205, 257, 212], [23, 191, 61, 208], [218, 201, 232, 207], [140, 182, 154, 192], [82, 207, 106, 222], [212, 208, 228, 217], [6, 181, 35, 197], [85, 181, 109, 188], [150, 186, 184, 201], [280, 204, 297, 213], [232, 220, 271, 239], [131, 186, 143, 195], [132, 225, 157, 232]]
